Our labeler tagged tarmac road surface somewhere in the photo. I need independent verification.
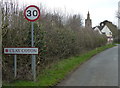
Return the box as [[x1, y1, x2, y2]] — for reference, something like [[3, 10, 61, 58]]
[[58, 46, 118, 86]]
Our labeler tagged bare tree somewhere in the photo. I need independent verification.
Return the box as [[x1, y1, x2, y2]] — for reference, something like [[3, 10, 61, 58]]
[[117, 12, 120, 19], [2, 0, 107, 82]]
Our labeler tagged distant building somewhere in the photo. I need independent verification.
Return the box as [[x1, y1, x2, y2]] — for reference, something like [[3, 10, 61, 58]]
[[100, 20, 118, 38], [101, 25, 113, 44], [118, 1, 120, 29], [85, 11, 92, 29], [84, 12, 117, 44], [93, 20, 118, 44]]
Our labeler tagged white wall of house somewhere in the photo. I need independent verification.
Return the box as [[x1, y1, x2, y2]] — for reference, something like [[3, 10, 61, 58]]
[[94, 27, 102, 34], [101, 25, 113, 44], [101, 25, 112, 37]]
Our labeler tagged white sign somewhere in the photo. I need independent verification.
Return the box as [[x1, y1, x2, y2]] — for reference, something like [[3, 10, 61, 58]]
[[4, 48, 38, 55], [24, 5, 40, 22]]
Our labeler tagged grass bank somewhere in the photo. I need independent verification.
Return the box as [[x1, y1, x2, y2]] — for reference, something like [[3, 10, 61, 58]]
[[3, 44, 116, 87]]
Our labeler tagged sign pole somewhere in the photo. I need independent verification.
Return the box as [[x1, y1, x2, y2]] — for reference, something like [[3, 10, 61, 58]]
[[31, 22, 34, 73], [14, 55, 17, 78], [31, 22, 36, 81], [33, 54, 36, 82]]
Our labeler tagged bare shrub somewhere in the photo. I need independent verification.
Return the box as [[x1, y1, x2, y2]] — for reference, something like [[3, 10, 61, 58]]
[[2, 1, 107, 82]]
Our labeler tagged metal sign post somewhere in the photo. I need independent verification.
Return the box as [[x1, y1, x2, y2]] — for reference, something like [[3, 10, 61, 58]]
[[31, 22, 36, 81], [4, 47, 39, 79], [14, 55, 17, 78]]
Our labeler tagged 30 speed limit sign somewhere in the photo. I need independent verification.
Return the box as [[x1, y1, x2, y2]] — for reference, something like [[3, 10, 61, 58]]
[[24, 5, 40, 81], [24, 5, 40, 21]]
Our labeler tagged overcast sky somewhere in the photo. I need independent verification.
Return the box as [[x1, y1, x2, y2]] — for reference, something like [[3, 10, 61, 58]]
[[15, 0, 120, 27]]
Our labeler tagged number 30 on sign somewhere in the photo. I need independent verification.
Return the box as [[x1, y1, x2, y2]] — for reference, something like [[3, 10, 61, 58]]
[[24, 5, 40, 22]]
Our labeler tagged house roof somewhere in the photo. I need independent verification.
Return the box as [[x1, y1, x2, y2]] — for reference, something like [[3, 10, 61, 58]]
[[105, 23, 117, 32], [92, 20, 118, 37], [93, 26, 103, 30], [99, 20, 118, 37]]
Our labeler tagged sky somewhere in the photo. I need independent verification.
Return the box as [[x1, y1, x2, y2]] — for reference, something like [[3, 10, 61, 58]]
[[5, 0, 120, 27]]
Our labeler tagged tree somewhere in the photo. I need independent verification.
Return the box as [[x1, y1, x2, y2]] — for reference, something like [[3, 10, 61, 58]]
[[2, 0, 107, 82], [117, 12, 120, 19]]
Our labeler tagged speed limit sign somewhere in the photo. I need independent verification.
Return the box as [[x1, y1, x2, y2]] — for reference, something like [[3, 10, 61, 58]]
[[24, 5, 40, 22], [24, 5, 40, 81]]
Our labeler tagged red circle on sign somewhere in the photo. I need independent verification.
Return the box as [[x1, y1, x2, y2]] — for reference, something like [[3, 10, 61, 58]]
[[24, 5, 40, 22], [5, 49, 8, 52]]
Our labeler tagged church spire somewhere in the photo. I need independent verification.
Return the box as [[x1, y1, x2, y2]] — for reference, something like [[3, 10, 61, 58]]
[[85, 11, 92, 28], [87, 11, 90, 19]]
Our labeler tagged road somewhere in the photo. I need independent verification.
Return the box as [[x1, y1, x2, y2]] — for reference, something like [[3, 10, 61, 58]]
[[58, 46, 118, 86]]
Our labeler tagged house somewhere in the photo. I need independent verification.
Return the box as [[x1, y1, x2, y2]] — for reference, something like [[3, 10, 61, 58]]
[[93, 20, 118, 44], [101, 25, 113, 44], [100, 20, 118, 38], [85, 12, 117, 44]]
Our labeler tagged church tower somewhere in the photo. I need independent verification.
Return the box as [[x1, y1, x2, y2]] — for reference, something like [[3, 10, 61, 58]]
[[85, 11, 92, 29]]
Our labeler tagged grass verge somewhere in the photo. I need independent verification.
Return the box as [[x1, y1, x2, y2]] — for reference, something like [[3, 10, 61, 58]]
[[3, 44, 116, 87]]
